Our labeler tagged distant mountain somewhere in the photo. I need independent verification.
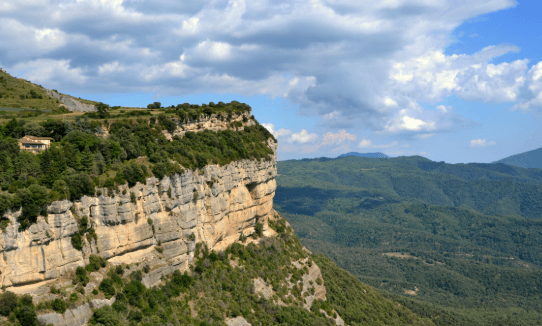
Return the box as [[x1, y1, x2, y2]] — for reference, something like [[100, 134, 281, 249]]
[[337, 152, 389, 159], [494, 147, 542, 169]]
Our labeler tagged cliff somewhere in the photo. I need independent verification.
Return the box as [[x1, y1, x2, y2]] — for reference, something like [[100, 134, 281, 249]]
[[0, 136, 276, 289]]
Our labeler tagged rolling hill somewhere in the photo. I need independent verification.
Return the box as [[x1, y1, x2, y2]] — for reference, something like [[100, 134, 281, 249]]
[[494, 146, 542, 169], [337, 152, 389, 159]]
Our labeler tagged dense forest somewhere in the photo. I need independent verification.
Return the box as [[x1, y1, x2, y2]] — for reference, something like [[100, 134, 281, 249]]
[[275, 156, 542, 316]]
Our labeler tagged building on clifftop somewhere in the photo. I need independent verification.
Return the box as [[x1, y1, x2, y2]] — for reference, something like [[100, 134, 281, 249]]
[[18, 135, 53, 154]]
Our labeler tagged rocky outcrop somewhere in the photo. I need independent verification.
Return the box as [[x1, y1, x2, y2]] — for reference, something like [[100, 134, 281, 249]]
[[37, 298, 115, 326], [45, 89, 96, 112], [0, 142, 277, 288], [161, 111, 256, 140]]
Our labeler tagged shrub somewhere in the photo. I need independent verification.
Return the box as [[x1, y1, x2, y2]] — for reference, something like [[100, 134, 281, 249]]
[[69, 292, 78, 302], [21, 294, 33, 307], [71, 233, 83, 250], [254, 222, 263, 237], [0, 291, 18, 316], [16, 306, 37, 326], [99, 279, 116, 299], [115, 265, 124, 275], [86, 254, 107, 272], [89, 305, 121, 326], [52, 298, 67, 313], [128, 310, 143, 322], [73, 266, 89, 285]]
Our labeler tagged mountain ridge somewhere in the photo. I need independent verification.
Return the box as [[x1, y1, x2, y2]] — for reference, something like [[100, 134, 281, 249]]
[[493, 146, 542, 169], [337, 152, 389, 159]]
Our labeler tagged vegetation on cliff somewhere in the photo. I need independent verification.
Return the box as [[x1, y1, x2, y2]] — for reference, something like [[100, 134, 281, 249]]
[[0, 96, 274, 230], [0, 216, 437, 326]]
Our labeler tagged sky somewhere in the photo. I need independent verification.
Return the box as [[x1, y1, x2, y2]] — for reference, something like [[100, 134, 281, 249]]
[[1, 0, 541, 163]]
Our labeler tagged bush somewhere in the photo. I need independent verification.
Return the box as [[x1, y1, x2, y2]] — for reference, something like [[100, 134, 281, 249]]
[[254, 222, 263, 237], [89, 305, 121, 326], [21, 294, 33, 307], [52, 298, 67, 313], [70, 293, 78, 302], [143, 264, 150, 273], [99, 279, 116, 298], [128, 310, 143, 322], [71, 233, 83, 250], [0, 291, 18, 316], [115, 264, 124, 275], [86, 254, 107, 272], [16, 306, 37, 326], [74, 266, 89, 285]]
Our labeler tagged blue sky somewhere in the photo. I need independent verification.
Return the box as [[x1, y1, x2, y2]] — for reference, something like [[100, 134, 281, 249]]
[[1, 0, 541, 163]]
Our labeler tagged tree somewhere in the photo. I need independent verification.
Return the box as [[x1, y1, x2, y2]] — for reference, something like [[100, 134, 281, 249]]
[[147, 104, 156, 110], [90, 306, 121, 326], [16, 306, 37, 326], [80, 146, 94, 172], [96, 102, 110, 119], [40, 149, 51, 175], [43, 119, 69, 141], [52, 298, 66, 313], [153, 102, 161, 109], [23, 122, 45, 137], [0, 291, 18, 316], [15, 184, 49, 229]]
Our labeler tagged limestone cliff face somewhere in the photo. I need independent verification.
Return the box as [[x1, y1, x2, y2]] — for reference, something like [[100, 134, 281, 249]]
[[0, 141, 277, 288]]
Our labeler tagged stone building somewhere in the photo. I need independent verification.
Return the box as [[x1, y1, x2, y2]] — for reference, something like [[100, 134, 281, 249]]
[[18, 135, 54, 153]]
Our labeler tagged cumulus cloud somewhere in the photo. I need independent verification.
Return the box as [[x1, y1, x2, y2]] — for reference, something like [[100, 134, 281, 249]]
[[469, 139, 497, 148], [321, 130, 356, 146], [289, 130, 317, 143], [383, 104, 475, 136], [3, 0, 541, 138], [262, 123, 292, 138]]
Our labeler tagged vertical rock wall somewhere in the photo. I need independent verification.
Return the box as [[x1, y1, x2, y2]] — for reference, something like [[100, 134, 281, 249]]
[[0, 141, 277, 288]]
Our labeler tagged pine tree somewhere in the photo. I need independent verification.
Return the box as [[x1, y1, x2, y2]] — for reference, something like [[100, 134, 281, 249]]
[[40, 149, 51, 176], [81, 146, 94, 172]]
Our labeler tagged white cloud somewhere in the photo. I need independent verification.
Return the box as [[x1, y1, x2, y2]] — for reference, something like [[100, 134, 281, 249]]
[[276, 128, 292, 137], [321, 130, 356, 146], [195, 41, 233, 61], [98, 61, 125, 75], [289, 129, 317, 143], [383, 103, 474, 136], [11, 59, 87, 86], [469, 139, 497, 148], [513, 62, 542, 111]]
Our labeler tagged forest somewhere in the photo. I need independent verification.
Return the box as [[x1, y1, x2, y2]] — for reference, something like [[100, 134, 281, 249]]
[[275, 156, 542, 316]]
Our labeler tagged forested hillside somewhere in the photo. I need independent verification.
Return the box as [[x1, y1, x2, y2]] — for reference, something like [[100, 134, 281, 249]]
[[275, 156, 542, 322], [494, 147, 542, 169]]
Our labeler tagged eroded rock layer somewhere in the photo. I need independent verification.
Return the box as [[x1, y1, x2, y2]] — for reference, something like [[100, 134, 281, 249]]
[[0, 142, 276, 287]]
